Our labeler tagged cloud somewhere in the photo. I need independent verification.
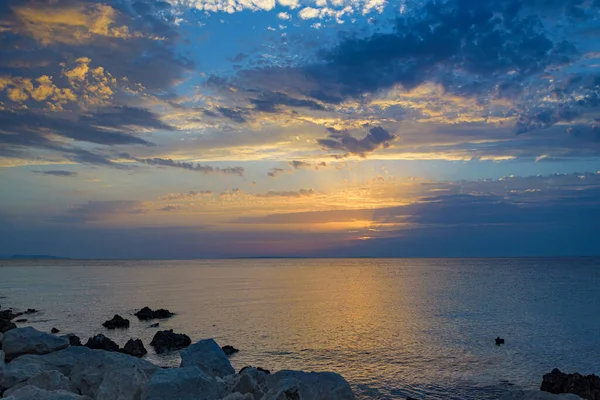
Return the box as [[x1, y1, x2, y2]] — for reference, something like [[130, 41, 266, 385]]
[[33, 170, 78, 177], [289, 160, 311, 169], [277, 12, 291, 20], [159, 191, 213, 201], [255, 188, 315, 197], [158, 205, 181, 212], [133, 157, 244, 176], [217, 107, 248, 123], [317, 125, 396, 157], [249, 92, 325, 113], [267, 167, 287, 177], [55, 200, 144, 223]]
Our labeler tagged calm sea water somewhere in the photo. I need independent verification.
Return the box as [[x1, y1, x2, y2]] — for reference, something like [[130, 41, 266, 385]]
[[0, 258, 599, 399]]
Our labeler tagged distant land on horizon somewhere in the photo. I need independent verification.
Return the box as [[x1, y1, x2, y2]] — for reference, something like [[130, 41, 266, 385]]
[[8, 255, 72, 260]]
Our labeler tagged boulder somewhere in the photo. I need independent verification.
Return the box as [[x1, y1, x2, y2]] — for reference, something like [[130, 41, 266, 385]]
[[3, 370, 75, 397], [239, 366, 271, 375], [1, 350, 4, 365], [150, 330, 191, 354], [120, 339, 147, 358], [220, 394, 254, 400], [0, 310, 23, 320], [262, 370, 356, 400], [222, 345, 239, 356], [541, 368, 600, 400], [61, 334, 82, 347], [84, 334, 119, 352], [140, 366, 218, 400], [500, 389, 583, 399], [134, 307, 174, 321], [180, 339, 235, 378], [69, 349, 159, 399], [3, 327, 69, 361], [102, 314, 130, 329], [51, 328, 60, 334], [2, 386, 92, 400], [1, 319, 17, 333], [0, 347, 90, 391]]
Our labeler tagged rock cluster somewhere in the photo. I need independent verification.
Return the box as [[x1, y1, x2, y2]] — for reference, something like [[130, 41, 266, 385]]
[[541, 368, 600, 400], [0, 327, 356, 400], [134, 307, 174, 321], [150, 330, 191, 354], [101, 315, 130, 330]]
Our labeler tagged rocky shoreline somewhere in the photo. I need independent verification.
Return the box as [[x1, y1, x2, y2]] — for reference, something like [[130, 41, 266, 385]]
[[1, 302, 599, 400]]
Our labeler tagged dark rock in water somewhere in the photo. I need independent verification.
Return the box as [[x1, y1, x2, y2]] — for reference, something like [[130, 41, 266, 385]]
[[239, 365, 271, 375], [61, 333, 82, 346], [495, 337, 505, 345], [541, 368, 600, 400], [149, 322, 159, 328], [121, 338, 148, 357], [102, 314, 130, 329], [51, 327, 60, 333], [0, 318, 16, 333], [406, 397, 418, 400], [135, 306, 174, 321], [150, 329, 191, 354], [0, 309, 23, 320], [85, 334, 119, 352], [15, 318, 27, 323], [25, 308, 37, 314], [221, 345, 239, 356]]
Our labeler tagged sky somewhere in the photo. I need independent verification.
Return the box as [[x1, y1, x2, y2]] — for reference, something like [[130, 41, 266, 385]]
[[0, 0, 599, 258]]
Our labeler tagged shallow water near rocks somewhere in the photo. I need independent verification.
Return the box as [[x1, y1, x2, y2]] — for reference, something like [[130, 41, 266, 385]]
[[1, 257, 599, 400]]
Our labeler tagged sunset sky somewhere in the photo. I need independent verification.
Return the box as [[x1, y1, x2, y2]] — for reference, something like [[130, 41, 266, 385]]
[[1, 0, 599, 258]]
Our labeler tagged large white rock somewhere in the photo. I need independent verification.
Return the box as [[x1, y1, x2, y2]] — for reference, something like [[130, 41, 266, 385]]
[[69, 349, 159, 400], [262, 370, 356, 400], [500, 389, 583, 400], [3, 327, 69, 361], [180, 339, 235, 378], [141, 366, 219, 400], [3, 370, 75, 397], [0, 347, 89, 390], [2, 386, 92, 400]]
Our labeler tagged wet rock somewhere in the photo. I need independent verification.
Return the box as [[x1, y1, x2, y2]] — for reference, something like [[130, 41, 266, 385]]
[[2, 386, 92, 399], [262, 370, 356, 400], [1, 350, 5, 365], [60, 334, 82, 347], [1, 310, 23, 320], [134, 307, 174, 321], [3, 370, 76, 397], [140, 366, 218, 400], [25, 309, 37, 314], [180, 339, 235, 378], [101, 314, 130, 329], [16, 319, 27, 323], [3, 327, 69, 361], [150, 330, 191, 354], [495, 337, 505, 345], [239, 366, 271, 375], [149, 323, 159, 328], [84, 334, 119, 352], [51, 328, 60, 334], [541, 368, 600, 400], [1, 319, 17, 333], [120, 339, 147, 358], [1, 331, 4, 344], [222, 345, 239, 356]]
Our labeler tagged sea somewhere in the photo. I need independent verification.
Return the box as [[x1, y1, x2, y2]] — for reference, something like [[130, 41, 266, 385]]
[[1, 257, 599, 399]]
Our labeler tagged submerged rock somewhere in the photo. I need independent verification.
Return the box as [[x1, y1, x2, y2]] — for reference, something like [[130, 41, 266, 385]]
[[150, 330, 191, 354], [84, 334, 119, 352], [51, 328, 60, 334], [180, 339, 235, 378], [541, 368, 600, 400], [221, 345, 239, 356], [101, 314, 130, 329], [140, 366, 218, 400], [25, 309, 37, 314], [2, 386, 92, 400], [134, 307, 174, 321], [121, 339, 148, 358], [3, 327, 69, 361]]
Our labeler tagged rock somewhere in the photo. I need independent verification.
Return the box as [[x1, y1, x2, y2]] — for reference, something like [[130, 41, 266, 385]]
[[102, 314, 130, 329], [0, 310, 23, 320], [239, 366, 271, 375], [150, 330, 191, 354], [500, 389, 582, 399], [69, 348, 159, 399], [541, 368, 600, 400], [3, 370, 76, 397], [51, 328, 60, 334], [0, 347, 90, 391], [1, 350, 5, 364], [140, 366, 218, 400], [3, 327, 69, 361], [180, 339, 235, 378], [60, 334, 82, 347], [149, 323, 159, 328], [262, 370, 356, 400], [1, 331, 4, 344], [15, 319, 28, 323], [496, 337, 505, 345], [25, 309, 37, 314], [134, 307, 174, 321], [1, 319, 17, 333], [220, 394, 254, 400], [120, 339, 147, 358], [84, 334, 119, 352], [222, 345, 239, 356], [2, 386, 92, 400]]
